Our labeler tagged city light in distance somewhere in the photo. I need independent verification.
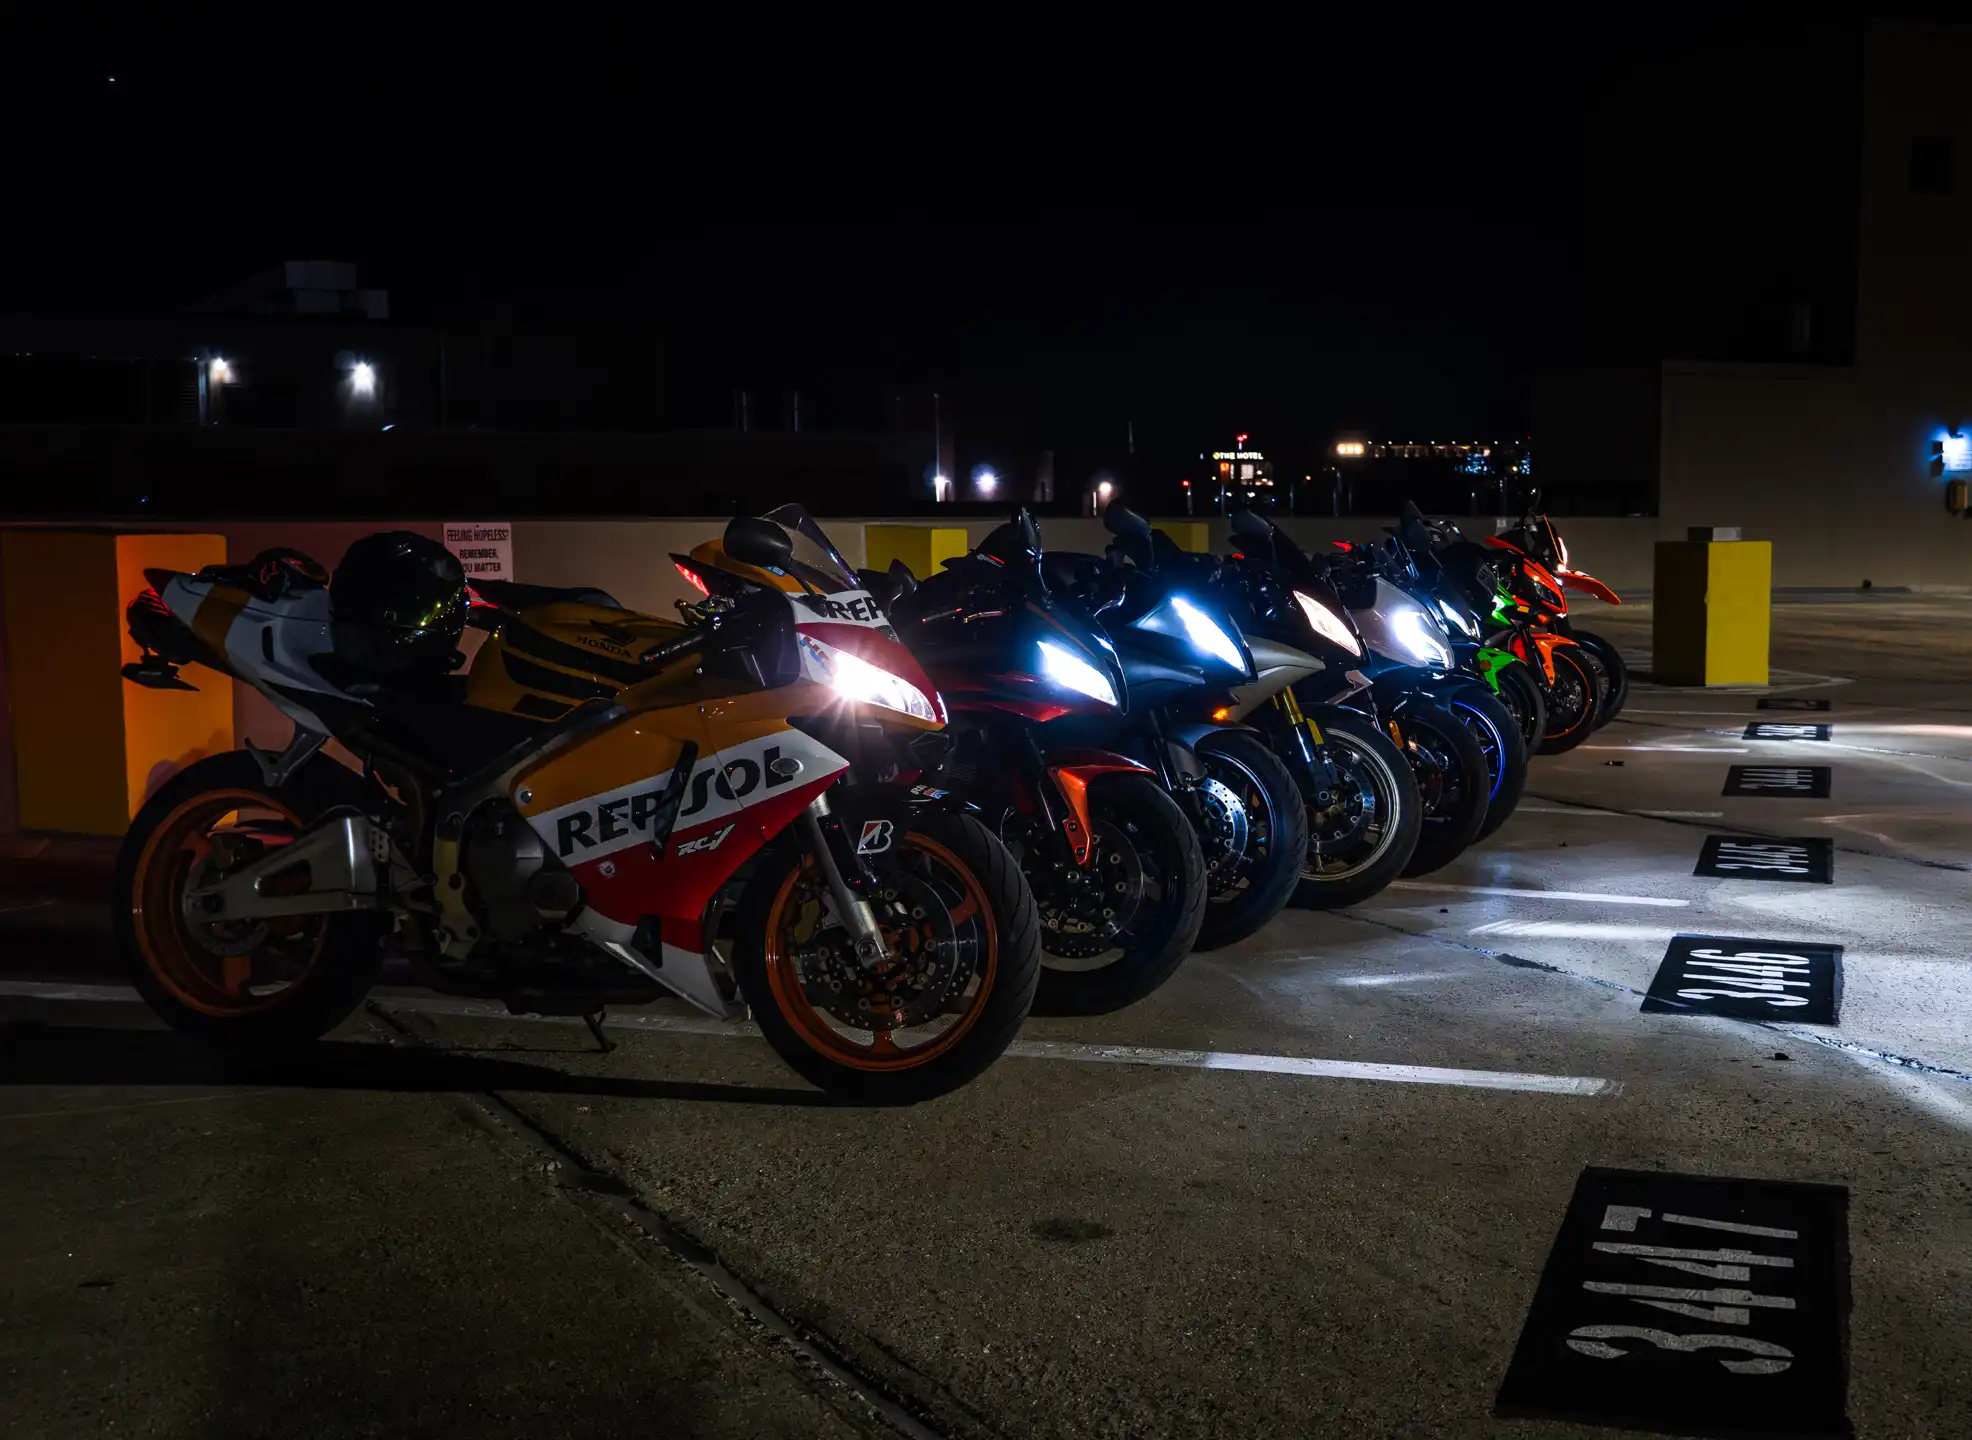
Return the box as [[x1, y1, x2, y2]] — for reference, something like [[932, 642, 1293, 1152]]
[[351, 361, 376, 395], [209, 358, 231, 383], [1335, 441, 1365, 457], [974, 467, 998, 497]]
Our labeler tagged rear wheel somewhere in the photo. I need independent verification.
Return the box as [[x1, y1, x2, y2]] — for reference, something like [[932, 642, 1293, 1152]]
[[114, 751, 388, 1050], [1293, 707, 1422, 909], [734, 812, 1039, 1104], [1396, 700, 1490, 875], [1024, 774, 1206, 1016], [1538, 646, 1602, 754], [1191, 730, 1309, 951]]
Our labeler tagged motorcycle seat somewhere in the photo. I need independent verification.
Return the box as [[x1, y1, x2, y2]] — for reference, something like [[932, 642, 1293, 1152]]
[[473, 579, 622, 612]]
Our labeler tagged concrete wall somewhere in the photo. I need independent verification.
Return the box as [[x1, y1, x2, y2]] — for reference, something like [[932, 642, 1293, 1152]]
[[1657, 363, 1972, 589]]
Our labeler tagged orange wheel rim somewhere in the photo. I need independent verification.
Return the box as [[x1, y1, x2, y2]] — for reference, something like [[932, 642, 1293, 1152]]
[[131, 789, 329, 1017], [763, 832, 997, 1072]]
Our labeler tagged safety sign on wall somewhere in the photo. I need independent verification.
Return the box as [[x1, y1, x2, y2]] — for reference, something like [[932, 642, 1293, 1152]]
[[1744, 722, 1831, 742], [1695, 836, 1833, 884], [443, 522, 514, 582], [1757, 698, 1831, 712], [1723, 766, 1832, 799], [1495, 1167, 1851, 1437], [1641, 934, 1842, 1024]]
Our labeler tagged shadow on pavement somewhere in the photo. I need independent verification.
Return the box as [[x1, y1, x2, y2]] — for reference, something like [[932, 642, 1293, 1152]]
[[0, 1021, 843, 1108]]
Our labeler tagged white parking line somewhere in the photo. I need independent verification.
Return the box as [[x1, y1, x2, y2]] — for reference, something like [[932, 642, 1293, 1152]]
[[1388, 881, 1690, 908], [0, 982, 1617, 1098], [1517, 806, 1724, 819], [1582, 744, 1751, 754]]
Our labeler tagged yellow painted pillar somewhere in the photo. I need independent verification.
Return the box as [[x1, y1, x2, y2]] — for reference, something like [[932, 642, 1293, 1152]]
[[1153, 520, 1211, 553], [864, 525, 969, 580], [2, 530, 234, 835], [1651, 536, 1771, 686]]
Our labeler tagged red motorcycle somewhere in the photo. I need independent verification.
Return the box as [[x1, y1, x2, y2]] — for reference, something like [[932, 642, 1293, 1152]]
[[1496, 498, 1629, 725]]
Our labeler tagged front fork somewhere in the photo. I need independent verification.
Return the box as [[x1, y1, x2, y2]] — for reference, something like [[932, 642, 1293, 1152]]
[[794, 790, 893, 966]]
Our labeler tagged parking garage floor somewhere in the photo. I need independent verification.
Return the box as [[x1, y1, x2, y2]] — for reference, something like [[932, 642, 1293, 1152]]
[[3, 595, 1970, 1439]]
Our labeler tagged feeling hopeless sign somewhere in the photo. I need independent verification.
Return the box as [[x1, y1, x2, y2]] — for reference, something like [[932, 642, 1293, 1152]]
[[443, 522, 513, 582]]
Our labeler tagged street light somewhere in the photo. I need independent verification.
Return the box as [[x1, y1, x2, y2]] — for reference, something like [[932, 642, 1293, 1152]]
[[351, 361, 376, 395], [975, 467, 998, 497], [209, 358, 231, 383]]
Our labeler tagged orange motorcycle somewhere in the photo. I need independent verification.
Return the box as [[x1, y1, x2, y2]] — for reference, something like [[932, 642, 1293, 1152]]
[[115, 508, 1039, 1101], [1497, 496, 1629, 724]]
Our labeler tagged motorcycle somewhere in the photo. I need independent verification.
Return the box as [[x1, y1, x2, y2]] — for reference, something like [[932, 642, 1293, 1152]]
[[1496, 492, 1630, 724], [1406, 507, 1609, 754], [115, 509, 1040, 1103], [881, 510, 1209, 1014], [1216, 510, 1506, 875]]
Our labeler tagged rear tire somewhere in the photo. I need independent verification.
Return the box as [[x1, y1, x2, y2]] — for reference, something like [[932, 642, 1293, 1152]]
[[1293, 707, 1422, 910], [1397, 700, 1490, 875], [1030, 774, 1206, 1016], [734, 812, 1039, 1104], [1191, 730, 1309, 951], [113, 750, 388, 1052]]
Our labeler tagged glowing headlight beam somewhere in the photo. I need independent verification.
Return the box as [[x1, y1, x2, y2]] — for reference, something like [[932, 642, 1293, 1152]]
[[798, 635, 940, 722], [1170, 596, 1246, 672], [1037, 639, 1118, 708], [1294, 590, 1363, 655], [1389, 606, 1453, 669]]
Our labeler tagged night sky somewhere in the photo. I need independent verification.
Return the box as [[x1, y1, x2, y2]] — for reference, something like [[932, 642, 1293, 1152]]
[[8, 7, 1887, 485]]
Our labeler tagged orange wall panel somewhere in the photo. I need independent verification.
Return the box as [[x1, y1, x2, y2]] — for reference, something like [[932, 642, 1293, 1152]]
[[115, 534, 234, 818]]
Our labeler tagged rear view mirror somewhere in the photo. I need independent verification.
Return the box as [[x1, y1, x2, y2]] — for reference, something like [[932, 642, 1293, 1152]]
[[1102, 501, 1155, 568], [724, 516, 795, 573]]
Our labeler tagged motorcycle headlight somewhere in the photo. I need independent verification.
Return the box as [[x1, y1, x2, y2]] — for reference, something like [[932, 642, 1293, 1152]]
[[1293, 590, 1362, 656], [1170, 596, 1245, 673], [1389, 607, 1453, 669], [1037, 639, 1118, 708], [798, 635, 940, 722], [1435, 595, 1479, 638]]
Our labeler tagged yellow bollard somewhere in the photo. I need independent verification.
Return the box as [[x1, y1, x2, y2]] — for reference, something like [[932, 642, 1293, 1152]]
[[1153, 520, 1211, 553], [1651, 536, 1771, 686], [864, 526, 969, 581], [1, 530, 235, 835]]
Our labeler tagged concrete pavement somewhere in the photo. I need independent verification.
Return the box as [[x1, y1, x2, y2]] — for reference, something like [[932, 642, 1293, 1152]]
[[5, 595, 1972, 1438]]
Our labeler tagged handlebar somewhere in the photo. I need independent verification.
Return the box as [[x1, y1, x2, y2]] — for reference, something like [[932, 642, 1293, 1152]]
[[638, 628, 712, 667]]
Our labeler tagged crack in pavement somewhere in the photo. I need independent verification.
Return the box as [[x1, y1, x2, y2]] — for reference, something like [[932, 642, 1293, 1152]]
[[1333, 911, 1972, 1086], [362, 1001, 960, 1440]]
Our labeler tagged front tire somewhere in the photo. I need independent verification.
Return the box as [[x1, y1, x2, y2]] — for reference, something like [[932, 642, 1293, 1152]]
[[113, 750, 388, 1051], [1397, 699, 1490, 875], [1294, 707, 1423, 909], [1029, 774, 1206, 1016], [1539, 646, 1603, 754], [1191, 730, 1310, 951], [1443, 683, 1528, 844], [733, 812, 1039, 1104], [1491, 659, 1548, 753], [1571, 628, 1630, 725]]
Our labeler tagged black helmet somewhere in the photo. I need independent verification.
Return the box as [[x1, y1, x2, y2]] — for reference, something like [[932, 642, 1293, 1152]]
[[330, 531, 468, 678]]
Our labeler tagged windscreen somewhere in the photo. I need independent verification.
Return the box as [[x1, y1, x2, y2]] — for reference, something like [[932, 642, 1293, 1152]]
[[762, 504, 860, 592]]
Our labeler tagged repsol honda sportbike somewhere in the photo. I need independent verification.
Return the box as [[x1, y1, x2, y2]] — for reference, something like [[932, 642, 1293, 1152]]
[[116, 509, 1039, 1102], [884, 510, 1207, 1014]]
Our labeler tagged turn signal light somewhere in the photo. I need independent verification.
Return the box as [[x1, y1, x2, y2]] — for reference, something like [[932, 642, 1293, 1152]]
[[1212, 706, 1233, 721]]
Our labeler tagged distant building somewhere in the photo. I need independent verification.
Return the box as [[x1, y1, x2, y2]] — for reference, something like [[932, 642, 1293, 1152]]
[[1541, 15, 1972, 581], [1320, 437, 1531, 516], [1197, 434, 1277, 512]]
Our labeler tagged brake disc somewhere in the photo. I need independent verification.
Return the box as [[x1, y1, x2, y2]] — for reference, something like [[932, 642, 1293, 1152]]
[[1037, 819, 1146, 959], [1191, 775, 1250, 895]]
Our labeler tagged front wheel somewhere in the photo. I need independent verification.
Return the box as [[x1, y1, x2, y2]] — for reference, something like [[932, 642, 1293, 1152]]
[[733, 812, 1039, 1104], [1293, 707, 1423, 909], [1190, 730, 1310, 951], [1571, 628, 1630, 725], [1442, 682, 1528, 844], [113, 750, 388, 1051], [1539, 646, 1603, 754], [1396, 700, 1490, 876], [1490, 658, 1548, 753], [1026, 774, 1206, 1016]]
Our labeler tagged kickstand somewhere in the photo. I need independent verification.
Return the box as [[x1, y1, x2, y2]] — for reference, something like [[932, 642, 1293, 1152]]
[[582, 1009, 614, 1054]]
